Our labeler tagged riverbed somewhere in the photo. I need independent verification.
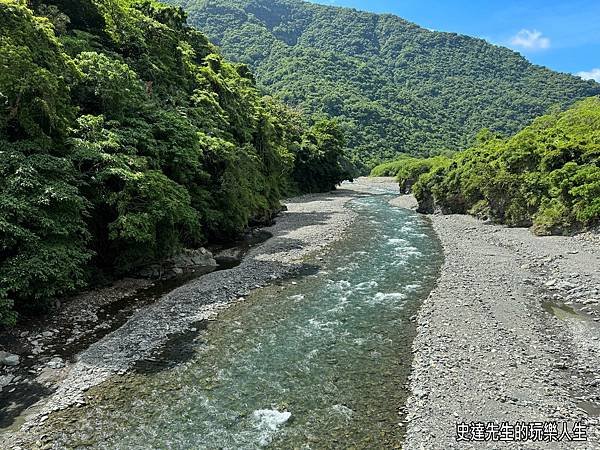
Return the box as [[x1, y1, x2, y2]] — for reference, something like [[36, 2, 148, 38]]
[[43, 188, 441, 449], [2, 179, 443, 448]]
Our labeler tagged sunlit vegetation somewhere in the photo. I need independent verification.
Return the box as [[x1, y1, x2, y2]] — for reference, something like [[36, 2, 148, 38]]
[[373, 98, 600, 235], [0, 0, 352, 325]]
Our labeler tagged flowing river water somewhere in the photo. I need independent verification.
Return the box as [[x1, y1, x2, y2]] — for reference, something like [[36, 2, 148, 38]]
[[44, 190, 443, 449]]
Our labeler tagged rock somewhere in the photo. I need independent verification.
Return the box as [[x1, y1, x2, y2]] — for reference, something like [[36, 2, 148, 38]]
[[0, 351, 20, 366], [191, 255, 203, 265], [46, 357, 65, 369], [558, 280, 577, 290], [137, 265, 162, 279], [42, 331, 53, 338], [136, 248, 217, 279], [0, 374, 13, 390]]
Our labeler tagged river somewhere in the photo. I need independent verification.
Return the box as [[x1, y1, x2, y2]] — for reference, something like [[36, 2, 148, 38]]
[[46, 188, 443, 449]]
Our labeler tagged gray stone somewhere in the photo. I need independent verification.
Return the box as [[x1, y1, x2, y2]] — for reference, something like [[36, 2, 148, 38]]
[[0, 374, 13, 390], [136, 248, 217, 279], [46, 357, 65, 370], [1, 352, 20, 366]]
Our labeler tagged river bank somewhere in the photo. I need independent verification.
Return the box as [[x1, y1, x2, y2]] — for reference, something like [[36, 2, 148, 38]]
[[403, 200, 600, 449], [2, 179, 395, 448], [8, 178, 597, 449]]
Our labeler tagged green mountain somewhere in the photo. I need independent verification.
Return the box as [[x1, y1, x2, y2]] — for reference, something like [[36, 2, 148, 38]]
[[0, 0, 350, 324], [169, 0, 600, 169]]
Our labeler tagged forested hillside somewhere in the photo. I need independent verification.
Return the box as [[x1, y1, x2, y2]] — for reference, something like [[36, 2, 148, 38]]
[[168, 0, 600, 169], [372, 97, 600, 235], [0, 0, 351, 325]]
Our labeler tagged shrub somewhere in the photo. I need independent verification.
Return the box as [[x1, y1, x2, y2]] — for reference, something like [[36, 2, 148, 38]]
[[394, 97, 600, 234]]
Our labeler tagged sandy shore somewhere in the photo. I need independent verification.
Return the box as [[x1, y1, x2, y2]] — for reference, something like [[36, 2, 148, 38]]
[[403, 199, 600, 449]]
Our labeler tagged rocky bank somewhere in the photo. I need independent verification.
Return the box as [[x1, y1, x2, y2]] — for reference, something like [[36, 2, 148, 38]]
[[403, 202, 600, 449]]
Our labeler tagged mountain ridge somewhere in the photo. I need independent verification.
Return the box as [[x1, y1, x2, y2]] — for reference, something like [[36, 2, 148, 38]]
[[168, 0, 600, 168]]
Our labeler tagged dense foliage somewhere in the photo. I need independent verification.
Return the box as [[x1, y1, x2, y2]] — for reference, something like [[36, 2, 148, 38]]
[[373, 98, 600, 235], [370, 155, 451, 194], [168, 0, 600, 170], [0, 0, 351, 325]]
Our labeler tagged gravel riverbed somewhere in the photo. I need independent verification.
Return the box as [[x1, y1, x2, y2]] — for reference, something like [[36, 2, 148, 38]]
[[404, 202, 600, 449]]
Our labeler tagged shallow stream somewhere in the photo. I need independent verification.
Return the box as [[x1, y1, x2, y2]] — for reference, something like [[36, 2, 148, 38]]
[[47, 190, 443, 449]]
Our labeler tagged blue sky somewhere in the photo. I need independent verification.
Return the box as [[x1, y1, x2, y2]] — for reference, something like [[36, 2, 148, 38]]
[[307, 0, 600, 81]]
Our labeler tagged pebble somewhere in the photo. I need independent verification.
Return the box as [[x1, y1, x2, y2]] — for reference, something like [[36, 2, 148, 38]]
[[404, 210, 600, 448], [0, 374, 14, 390]]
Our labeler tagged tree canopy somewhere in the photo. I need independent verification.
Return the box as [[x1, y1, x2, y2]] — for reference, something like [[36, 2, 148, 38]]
[[372, 97, 600, 235], [0, 0, 352, 325]]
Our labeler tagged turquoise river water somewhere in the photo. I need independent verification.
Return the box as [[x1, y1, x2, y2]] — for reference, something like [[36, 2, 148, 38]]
[[48, 189, 443, 449]]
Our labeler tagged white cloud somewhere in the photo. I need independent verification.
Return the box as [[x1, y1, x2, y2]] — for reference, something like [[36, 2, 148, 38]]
[[577, 68, 600, 82], [510, 29, 551, 51]]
